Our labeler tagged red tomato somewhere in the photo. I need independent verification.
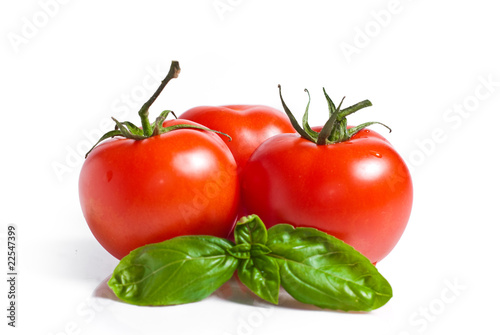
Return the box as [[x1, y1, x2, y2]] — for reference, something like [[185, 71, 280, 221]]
[[179, 105, 295, 172], [79, 119, 239, 259], [241, 126, 413, 264]]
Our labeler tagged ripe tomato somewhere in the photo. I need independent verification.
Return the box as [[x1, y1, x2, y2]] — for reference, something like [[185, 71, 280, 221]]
[[179, 105, 295, 172], [79, 118, 239, 259], [240, 87, 413, 264]]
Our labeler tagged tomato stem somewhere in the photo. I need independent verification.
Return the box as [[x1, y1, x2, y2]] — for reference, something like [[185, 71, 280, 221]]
[[84, 61, 232, 158], [138, 61, 181, 137]]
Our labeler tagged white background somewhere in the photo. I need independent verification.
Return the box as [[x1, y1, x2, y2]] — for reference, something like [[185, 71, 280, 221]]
[[1, 0, 499, 334]]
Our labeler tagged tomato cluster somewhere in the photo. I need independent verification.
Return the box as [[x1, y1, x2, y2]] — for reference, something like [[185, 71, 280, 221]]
[[79, 62, 412, 263]]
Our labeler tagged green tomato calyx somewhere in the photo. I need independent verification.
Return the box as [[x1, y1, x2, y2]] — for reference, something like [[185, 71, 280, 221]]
[[277, 85, 391, 145], [85, 61, 231, 158]]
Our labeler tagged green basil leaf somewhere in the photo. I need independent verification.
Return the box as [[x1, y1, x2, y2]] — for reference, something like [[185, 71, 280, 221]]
[[228, 243, 272, 259], [267, 224, 392, 311], [234, 215, 268, 245], [228, 243, 252, 259], [250, 243, 272, 257], [237, 255, 280, 305], [108, 235, 238, 306]]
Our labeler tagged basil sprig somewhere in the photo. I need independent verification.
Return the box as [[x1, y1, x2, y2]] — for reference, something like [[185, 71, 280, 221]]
[[108, 215, 393, 311]]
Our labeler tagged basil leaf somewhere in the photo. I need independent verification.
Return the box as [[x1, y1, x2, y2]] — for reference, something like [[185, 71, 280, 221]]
[[234, 215, 268, 245], [228, 243, 272, 259], [267, 224, 392, 311], [237, 255, 280, 305], [228, 243, 252, 259], [108, 235, 238, 306], [250, 243, 272, 257]]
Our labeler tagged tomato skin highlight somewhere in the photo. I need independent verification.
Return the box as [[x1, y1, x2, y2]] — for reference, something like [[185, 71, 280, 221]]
[[241, 128, 413, 264], [179, 105, 295, 172], [79, 119, 239, 259]]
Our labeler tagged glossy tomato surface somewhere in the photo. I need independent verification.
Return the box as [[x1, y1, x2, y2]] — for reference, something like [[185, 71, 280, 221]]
[[79, 119, 239, 259], [241, 128, 413, 264], [179, 105, 295, 171]]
